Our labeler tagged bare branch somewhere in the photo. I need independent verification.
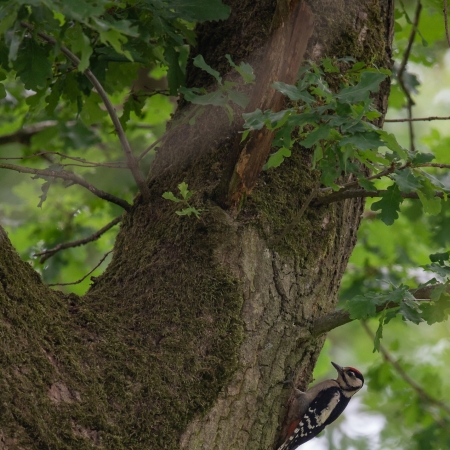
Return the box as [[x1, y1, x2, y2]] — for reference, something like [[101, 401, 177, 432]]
[[0, 162, 131, 211], [396, 0, 422, 151], [317, 162, 450, 197], [269, 186, 318, 246], [56, 162, 127, 169], [0, 151, 128, 169], [316, 188, 444, 206], [138, 135, 165, 161], [445, 0, 450, 48], [310, 283, 449, 338], [405, 98, 416, 152], [48, 250, 113, 287], [362, 321, 450, 420], [34, 215, 122, 263], [310, 302, 397, 338], [397, 0, 422, 90], [420, 163, 450, 169], [20, 21, 151, 202], [385, 115, 450, 122], [319, 164, 401, 195]]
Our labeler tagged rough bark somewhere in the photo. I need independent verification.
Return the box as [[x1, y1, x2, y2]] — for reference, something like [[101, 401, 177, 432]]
[[0, 0, 394, 449]]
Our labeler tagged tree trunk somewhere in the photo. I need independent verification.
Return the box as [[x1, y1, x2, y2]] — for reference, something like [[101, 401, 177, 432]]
[[0, 0, 393, 449]]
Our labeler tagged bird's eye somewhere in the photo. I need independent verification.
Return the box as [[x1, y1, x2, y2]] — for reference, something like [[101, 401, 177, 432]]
[[348, 371, 355, 377]]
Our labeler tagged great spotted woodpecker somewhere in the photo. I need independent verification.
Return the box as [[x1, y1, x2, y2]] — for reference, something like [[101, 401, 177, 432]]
[[277, 362, 364, 449]]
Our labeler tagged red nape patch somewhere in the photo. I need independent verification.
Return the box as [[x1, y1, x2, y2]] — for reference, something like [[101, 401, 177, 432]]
[[347, 366, 362, 375], [286, 419, 301, 439]]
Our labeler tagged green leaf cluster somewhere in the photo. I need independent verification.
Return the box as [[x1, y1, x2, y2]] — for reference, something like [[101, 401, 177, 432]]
[[243, 59, 395, 186], [162, 182, 202, 218], [0, 0, 230, 122], [243, 58, 450, 225], [345, 252, 450, 352]]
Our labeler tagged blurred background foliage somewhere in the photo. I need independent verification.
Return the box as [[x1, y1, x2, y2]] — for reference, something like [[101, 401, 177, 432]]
[[0, 0, 449, 449]]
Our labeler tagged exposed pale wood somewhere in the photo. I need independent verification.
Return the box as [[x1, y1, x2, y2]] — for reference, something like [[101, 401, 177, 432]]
[[228, 1, 314, 210]]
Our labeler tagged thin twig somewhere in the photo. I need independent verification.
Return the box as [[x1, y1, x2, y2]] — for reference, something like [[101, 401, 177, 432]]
[[0, 162, 131, 211], [362, 321, 450, 422], [396, 0, 422, 152], [138, 135, 165, 161], [406, 96, 415, 151], [420, 163, 450, 169], [316, 188, 444, 206], [397, 0, 422, 90], [397, 0, 422, 78], [0, 152, 128, 169], [319, 163, 450, 198], [34, 215, 122, 263], [445, 0, 450, 47], [56, 162, 128, 169], [385, 115, 450, 122], [48, 250, 113, 287], [319, 164, 401, 195], [269, 186, 319, 246], [20, 21, 151, 202]]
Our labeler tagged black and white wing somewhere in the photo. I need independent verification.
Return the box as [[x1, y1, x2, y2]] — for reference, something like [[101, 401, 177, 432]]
[[278, 386, 350, 449]]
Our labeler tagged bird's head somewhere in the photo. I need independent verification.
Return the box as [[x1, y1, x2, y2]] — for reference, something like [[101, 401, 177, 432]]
[[331, 361, 364, 395]]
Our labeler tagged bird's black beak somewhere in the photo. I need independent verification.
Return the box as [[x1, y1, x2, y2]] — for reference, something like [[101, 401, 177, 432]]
[[331, 361, 344, 375]]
